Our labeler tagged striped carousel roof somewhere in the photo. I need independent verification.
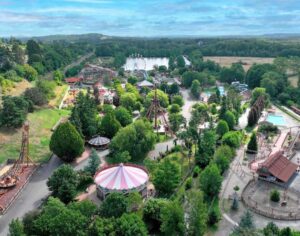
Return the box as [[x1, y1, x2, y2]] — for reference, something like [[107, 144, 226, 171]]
[[94, 163, 149, 191], [88, 135, 110, 146]]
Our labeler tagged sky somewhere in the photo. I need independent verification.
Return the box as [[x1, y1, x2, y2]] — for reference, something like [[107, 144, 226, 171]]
[[1, 0, 300, 37]]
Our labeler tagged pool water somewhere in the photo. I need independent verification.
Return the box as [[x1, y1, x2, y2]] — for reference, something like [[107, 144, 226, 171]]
[[218, 86, 225, 96], [266, 115, 286, 126]]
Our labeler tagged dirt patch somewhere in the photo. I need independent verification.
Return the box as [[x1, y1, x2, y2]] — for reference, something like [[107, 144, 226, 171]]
[[7, 80, 33, 97], [288, 75, 299, 88], [203, 56, 274, 71]]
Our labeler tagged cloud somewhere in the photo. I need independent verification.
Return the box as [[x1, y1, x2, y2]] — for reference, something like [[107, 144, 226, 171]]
[[0, 11, 44, 23]]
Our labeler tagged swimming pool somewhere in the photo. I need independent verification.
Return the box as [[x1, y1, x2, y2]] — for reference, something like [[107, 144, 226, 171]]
[[266, 114, 286, 126]]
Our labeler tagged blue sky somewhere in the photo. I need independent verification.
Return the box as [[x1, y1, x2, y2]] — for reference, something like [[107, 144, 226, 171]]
[[1, 0, 300, 37]]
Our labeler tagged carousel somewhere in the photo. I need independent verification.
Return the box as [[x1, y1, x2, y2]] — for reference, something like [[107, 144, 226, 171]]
[[94, 163, 149, 199], [88, 135, 110, 149]]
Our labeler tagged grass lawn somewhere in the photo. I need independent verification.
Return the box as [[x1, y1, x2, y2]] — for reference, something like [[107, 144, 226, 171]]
[[48, 84, 69, 108], [0, 108, 70, 164]]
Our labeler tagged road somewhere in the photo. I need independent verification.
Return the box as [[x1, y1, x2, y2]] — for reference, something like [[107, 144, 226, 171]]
[[180, 88, 197, 122]]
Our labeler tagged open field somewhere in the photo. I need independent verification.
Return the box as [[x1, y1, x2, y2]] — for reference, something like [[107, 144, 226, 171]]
[[4, 80, 33, 97], [203, 56, 274, 71], [0, 109, 70, 164], [288, 75, 299, 88]]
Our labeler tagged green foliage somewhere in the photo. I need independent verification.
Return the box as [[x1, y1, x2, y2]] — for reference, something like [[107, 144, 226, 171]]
[[258, 123, 279, 135], [9, 219, 26, 236], [23, 64, 38, 81], [216, 120, 229, 138], [146, 89, 169, 108], [36, 79, 56, 100], [47, 164, 78, 203], [222, 131, 242, 149], [172, 95, 184, 107], [70, 92, 99, 137], [4, 70, 22, 82], [84, 148, 100, 175], [186, 190, 208, 236], [160, 201, 185, 236], [247, 132, 258, 153], [49, 121, 84, 162], [100, 192, 128, 218], [88, 216, 117, 236], [196, 130, 216, 168], [24, 87, 47, 106], [53, 70, 64, 85], [114, 106, 132, 127], [270, 189, 280, 202], [191, 80, 201, 99], [120, 93, 137, 111], [99, 112, 121, 139], [169, 113, 185, 133], [251, 87, 268, 105], [214, 145, 234, 174], [232, 210, 255, 235], [246, 63, 277, 89], [110, 119, 156, 161], [208, 204, 221, 226], [220, 63, 245, 83], [182, 71, 202, 88], [169, 104, 181, 114], [263, 222, 280, 236], [193, 166, 201, 177], [224, 111, 236, 130], [0, 96, 29, 128], [200, 163, 222, 199], [185, 177, 193, 190], [117, 213, 148, 236], [153, 157, 181, 196]]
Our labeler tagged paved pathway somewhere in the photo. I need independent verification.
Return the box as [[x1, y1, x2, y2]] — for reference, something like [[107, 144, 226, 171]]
[[180, 88, 197, 122]]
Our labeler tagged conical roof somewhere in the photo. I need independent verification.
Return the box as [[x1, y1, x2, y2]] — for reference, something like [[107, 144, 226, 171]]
[[88, 135, 110, 146], [94, 163, 148, 191]]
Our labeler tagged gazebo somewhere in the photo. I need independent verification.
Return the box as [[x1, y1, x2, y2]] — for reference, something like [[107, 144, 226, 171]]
[[88, 135, 110, 149], [94, 163, 149, 200]]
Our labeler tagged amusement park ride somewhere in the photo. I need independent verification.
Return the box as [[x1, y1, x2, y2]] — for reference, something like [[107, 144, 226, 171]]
[[0, 121, 34, 189], [146, 87, 172, 136]]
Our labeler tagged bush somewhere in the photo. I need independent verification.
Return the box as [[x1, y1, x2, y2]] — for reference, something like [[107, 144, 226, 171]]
[[270, 190, 280, 202], [208, 206, 220, 226], [193, 166, 200, 177], [185, 177, 193, 190], [222, 131, 242, 149], [24, 87, 47, 106]]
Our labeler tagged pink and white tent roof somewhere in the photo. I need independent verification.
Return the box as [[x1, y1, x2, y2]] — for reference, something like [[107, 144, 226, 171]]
[[94, 163, 149, 191]]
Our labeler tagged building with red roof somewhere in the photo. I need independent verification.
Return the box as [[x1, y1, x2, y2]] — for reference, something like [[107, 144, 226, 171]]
[[65, 77, 82, 84]]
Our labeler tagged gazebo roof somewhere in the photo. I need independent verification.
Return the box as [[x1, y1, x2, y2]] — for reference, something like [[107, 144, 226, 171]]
[[94, 163, 149, 191], [88, 135, 110, 146]]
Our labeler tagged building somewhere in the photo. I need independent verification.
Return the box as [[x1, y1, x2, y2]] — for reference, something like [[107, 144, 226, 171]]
[[231, 81, 248, 92], [94, 163, 149, 200], [137, 80, 154, 90], [257, 151, 298, 184], [88, 135, 110, 150], [65, 77, 82, 85], [79, 64, 117, 84]]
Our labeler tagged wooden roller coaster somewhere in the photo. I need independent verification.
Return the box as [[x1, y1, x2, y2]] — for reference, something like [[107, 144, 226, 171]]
[[0, 121, 34, 189], [146, 87, 172, 136]]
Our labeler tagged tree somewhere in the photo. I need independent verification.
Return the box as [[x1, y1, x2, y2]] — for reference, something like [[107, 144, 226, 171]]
[[88, 216, 117, 236], [120, 93, 137, 111], [191, 80, 201, 99], [200, 163, 222, 199], [263, 222, 280, 236], [143, 198, 168, 233], [49, 122, 84, 162], [117, 213, 148, 236], [9, 219, 25, 236], [224, 111, 236, 130], [246, 63, 277, 89], [169, 83, 179, 94], [218, 96, 228, 120], [182, 71, 202, 88], [146, 89, 169, 108], [0, 96, 29, 128], [33, 197, 88, 236], [216, 120, 229, 138], [232, 210, 255, 235], [110, 120, 156, 161], [100, 192, 128, 218], [186, 190, 208, 236], [214, 145, 234, 174], [47, 164, 78, 203], [70, 92, 99, 137], [99, 112, 121, 139], [169, 113, 185, 133], [247, 132, 258, 153], [23, 64, 38, 81], [84, 148, 100, 175], [53, 70, 64, 85], [177, 56, 186, 68], [160, 200, 185, 236], [270, 189, 280, 202], [153, 157, 181, 196], [168, 104, 181, 114], [196, 130, 216, 168], [24, 87, 47, 106], [114, 106, 132, 127], [172, 95, 184, 107], [222, 131, 241, 149], [36, 79, 56, 100]]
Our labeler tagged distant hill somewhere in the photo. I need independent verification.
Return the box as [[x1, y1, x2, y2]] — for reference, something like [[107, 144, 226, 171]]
[[18, 33, 112, 43]]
